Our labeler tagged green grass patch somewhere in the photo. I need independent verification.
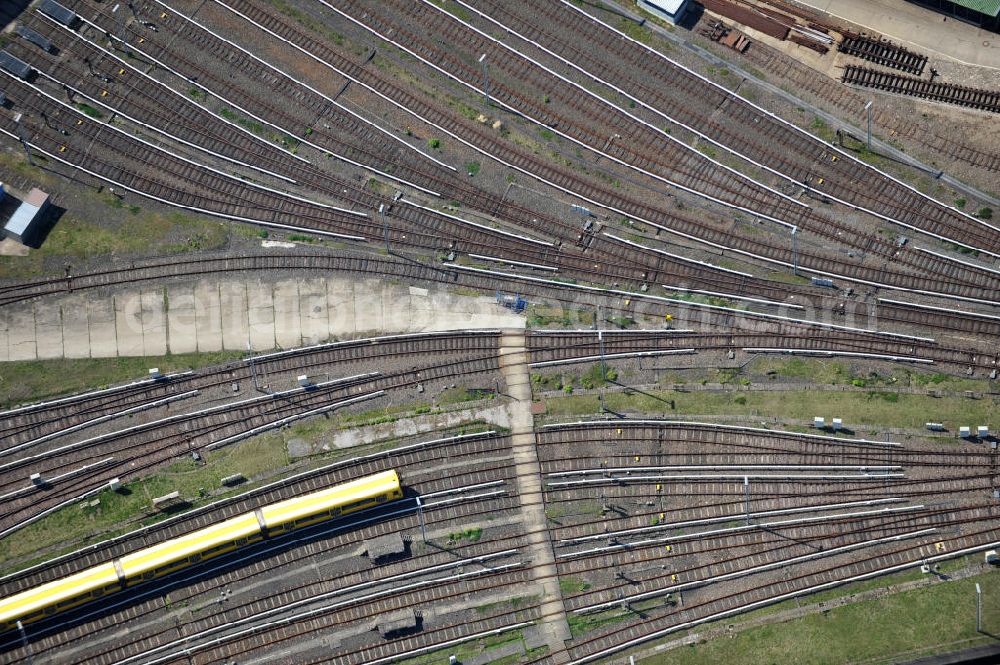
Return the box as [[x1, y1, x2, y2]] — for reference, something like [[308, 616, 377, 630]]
[[76, 103, 103, 119], [618, 17, 653, 44], [0, 352, 244, 409], [465, 161, 481, 176], [645, 568, 1000, 665], [448, 527, 482, 544], [568, 607, 634, 637], [438, 387, 495, 404], [0, 207, 228, 279], [808, 116, 836, 143], [559, 577, 591, 594]]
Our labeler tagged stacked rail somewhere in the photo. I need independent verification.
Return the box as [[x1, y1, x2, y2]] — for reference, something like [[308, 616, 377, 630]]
[[839, 35, 927, 75], [843, 65, 1000, 114]]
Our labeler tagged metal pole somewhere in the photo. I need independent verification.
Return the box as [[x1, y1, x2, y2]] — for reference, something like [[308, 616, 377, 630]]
[[864, 100, 873, 152], [13, 113, 34, 167], [598, 328, 607, 413], [744, 476, 750, 525], [976, 583, 982, 633], [17, 621, 35, 665], [791, 227, 798, 276], [479, 53, 490, 107], [247, 340, 261, 393], [379, 203, 388, 254], [416, 496, 427, 544]]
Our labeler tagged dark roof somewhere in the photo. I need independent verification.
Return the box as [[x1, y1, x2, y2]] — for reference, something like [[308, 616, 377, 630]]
[[0, 51, 31, 80], [949, 0, 1000, 16], [38, 0, 79, 26], [16, 25, 53, 53]]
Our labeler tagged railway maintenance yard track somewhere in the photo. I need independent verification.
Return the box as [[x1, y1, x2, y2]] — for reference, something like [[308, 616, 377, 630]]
[[0, 0, 998, 664]]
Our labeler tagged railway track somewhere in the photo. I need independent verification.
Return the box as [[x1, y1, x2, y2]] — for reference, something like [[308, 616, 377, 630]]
[[532, 421, 999, 663], [445, 0, 1000, 254], [737, 38, 1000, 174], [842, 65, 1000, 114], [0, 433, 536, 664], [0, 333, 504, 539], [2, 419, 995, 664], [9, 0, 1000, 304], [4, 248, 1000, 371]]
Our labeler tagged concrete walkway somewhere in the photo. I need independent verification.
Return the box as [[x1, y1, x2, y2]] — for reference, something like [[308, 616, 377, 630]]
[[795, 0, 1000, 69], [0, 276, 524, 361], [498, 330, 572, 663]]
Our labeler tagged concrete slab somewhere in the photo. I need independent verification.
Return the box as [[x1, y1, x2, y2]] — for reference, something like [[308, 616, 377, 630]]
[[298, 278, 330, 345], [797, 0, 1000, 69], [219, 281, 249, 351], [404, 286, 434, 330], [2, 276, 527, 359], [141, 289, 167, 357], [61, 294, 91, 359], [34, 299, 63, 359], [88, 298, 118, 357], [353, 279, 387, 334], [326, 278, 356, 338], [247, 280, 276, 352], [272, 280, 301, 350], [114, 292, 144, 357], [166, 284, 198, 355], [7, 306, 37, 361], [193, 281, 223, 352]]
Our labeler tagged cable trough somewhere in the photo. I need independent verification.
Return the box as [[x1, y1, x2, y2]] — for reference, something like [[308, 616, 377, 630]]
[[842, 65, 1000, 114]]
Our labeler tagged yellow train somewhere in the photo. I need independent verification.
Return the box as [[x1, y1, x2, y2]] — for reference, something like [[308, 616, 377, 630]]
[[0, 470, 403, 631]]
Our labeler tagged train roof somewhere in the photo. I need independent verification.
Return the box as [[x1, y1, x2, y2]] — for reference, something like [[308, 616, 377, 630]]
[[118, 513, 260, 578], [260, 470, 400, 528], [0, 562, 118, 625]]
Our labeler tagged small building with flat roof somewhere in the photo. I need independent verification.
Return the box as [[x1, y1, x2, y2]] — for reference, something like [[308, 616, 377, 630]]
[[3, 188, 50, 247], [637, 0, 691, 25]]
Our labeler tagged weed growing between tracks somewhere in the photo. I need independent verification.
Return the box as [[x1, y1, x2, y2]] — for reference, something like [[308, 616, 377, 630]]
[[0, 352, 244, 408], [540, 385, 999, 430], [645, 567, 1000, 665]]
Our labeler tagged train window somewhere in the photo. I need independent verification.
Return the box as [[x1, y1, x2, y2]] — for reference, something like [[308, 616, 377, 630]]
[[24, 611, 45, 621], [342, 498, 373, 511]]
